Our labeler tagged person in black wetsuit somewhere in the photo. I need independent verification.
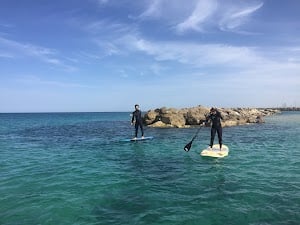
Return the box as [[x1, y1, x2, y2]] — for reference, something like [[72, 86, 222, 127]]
[[206, 107, 223, 149], [131, 104, 144, 139]]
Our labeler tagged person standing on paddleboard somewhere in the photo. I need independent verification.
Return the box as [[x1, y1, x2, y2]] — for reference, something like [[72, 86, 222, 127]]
[[206, 107, 223, 150], [131, 104, 144, 139]]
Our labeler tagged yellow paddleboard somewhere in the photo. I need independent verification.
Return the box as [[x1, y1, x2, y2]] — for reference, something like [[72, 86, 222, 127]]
[[200, 144, 229, 158]]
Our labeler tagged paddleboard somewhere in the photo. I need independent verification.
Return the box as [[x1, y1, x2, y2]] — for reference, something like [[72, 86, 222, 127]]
[[200, 144, 229, 158], [123, 136, 154, 142]]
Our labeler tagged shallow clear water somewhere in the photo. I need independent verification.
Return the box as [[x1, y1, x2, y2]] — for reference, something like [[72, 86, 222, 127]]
[[0, 112, 299, 225]]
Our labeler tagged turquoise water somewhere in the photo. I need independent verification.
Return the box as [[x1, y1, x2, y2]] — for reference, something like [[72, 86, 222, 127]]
[[0, 112, 299, 225]]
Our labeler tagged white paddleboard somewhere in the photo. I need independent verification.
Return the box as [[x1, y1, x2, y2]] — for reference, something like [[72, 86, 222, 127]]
[[200, 144, 229, 158]]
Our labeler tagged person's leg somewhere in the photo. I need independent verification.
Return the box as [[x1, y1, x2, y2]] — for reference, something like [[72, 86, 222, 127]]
[[140, 123, 144, 137], [134, 123, 139, 138], [217, 127, 222, 149], [210, 128, 217, 148]]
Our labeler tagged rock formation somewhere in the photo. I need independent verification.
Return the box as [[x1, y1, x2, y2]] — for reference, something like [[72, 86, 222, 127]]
[[143, 105, 280, 128]]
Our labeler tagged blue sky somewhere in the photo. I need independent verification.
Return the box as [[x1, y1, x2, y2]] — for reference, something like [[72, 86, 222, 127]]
[[0, 0, 300, 112]]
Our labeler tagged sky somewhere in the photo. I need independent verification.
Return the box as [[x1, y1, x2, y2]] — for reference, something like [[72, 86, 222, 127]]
[[0, 0, 300, 112]]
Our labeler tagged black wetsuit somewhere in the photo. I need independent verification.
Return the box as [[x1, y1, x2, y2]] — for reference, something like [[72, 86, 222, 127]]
[[131, 109, 144, 137], [206, 110, 223, 148]]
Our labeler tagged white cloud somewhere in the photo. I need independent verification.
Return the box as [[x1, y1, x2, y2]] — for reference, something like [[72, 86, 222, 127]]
[[219, 2, 264, 31], [82, 19, 140, 57], [138, 0, 264, 34], [0, 36, 76, 72], [149, 63, 167, 76], [176, 0, 218, 33], [0, 36, 56, 56], [116, 34, 263, 68], [85, 20, 132, 35], [139, 0, 162, 19], [111, 34, 300, 103], [0, 52, 14, 58], [16, 75, 93, 89], [138, 0, 199, 24]]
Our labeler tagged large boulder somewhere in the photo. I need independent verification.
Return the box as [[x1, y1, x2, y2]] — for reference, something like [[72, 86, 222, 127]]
[[185, 106, 210, 125], [222, 120, 238, 127], [148, 121, 173, 128], [255, 115, 265, 123], [144, 109, 159, 125], [160, 109, 186, 128], [220, 109, 240, 121]]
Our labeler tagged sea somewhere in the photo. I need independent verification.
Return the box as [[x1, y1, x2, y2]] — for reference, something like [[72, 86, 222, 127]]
[[0, 111, 299, 225]]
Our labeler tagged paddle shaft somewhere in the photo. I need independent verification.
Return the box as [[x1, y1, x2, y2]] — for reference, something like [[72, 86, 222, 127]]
[[193, 126, 202, 139], [184, 125, 203, 152]]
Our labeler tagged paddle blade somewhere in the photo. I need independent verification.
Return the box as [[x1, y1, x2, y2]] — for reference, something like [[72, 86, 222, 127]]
[[184, 141, 193, 152]]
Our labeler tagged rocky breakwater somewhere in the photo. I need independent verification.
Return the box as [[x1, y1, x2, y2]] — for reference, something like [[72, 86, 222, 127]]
[[143, 106, 280, 128]]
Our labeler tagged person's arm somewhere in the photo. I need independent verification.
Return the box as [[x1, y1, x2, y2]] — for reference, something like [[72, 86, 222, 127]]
[[131, 112, 135, 124], [205, 113, 211, 123], [216, 110, 224, 120]]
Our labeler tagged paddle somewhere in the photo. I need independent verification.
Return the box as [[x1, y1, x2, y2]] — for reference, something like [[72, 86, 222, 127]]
[[184, 125, 203, 152]]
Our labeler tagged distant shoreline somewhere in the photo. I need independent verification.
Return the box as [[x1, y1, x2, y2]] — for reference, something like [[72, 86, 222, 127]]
[[261, 107, 300, 111]]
